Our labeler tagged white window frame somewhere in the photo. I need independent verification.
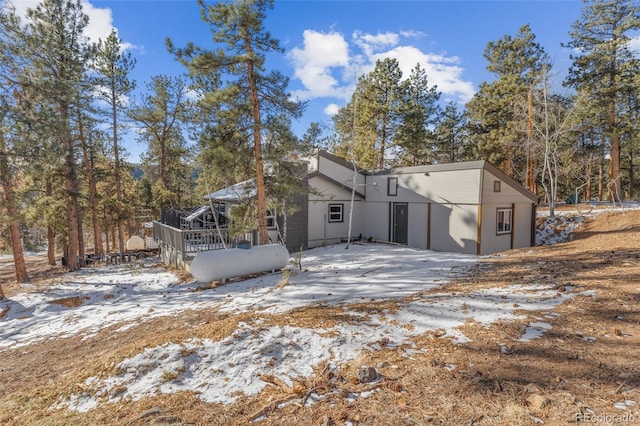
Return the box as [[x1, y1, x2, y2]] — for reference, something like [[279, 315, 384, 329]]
[[496, 208, 512, 234], [328, 204, 344, 223], [388, 177, 398, 196]]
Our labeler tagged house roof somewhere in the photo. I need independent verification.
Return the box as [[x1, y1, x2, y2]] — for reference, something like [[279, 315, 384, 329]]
[[204, 179, 256, 203], [307, 170, 366, 199], [482, 161, 539, 203], [184, 205, 211, 223], [316, 150, 366, 172], [307, 150, 367, 199]]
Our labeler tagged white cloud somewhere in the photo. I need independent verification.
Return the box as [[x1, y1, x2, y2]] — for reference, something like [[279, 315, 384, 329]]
[[324, 103, 340, 117], [5, 0, 136, 50], [629, 37, 640, 56], [92, 85, 130, 107], [369, 45, 476, 103], [288, 29, 351, 100], [288, 28, 476, 108], [353, 30, 399, 57], [185, 88, 202, 101], [400, 30, 426, 39], [81, 1, 114, 44]]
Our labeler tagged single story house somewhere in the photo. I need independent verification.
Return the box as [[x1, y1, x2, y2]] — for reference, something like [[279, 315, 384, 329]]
[[307, 150, 538, 255], [154, 150, 538, 269]]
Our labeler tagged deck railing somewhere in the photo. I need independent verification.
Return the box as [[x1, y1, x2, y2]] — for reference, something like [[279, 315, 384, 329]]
[[153, 221, 255, 268]]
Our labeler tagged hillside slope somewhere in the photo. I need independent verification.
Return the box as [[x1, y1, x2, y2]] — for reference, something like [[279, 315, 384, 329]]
[[0, 209, 638, 425]]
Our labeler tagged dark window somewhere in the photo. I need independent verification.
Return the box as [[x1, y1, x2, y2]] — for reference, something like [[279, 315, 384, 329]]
[[497, 208, 512, 234], [328, 204, 344, 223], [266, 209, 276, 229], [388, 177, 398, 196], [494, 180, 501, 192]]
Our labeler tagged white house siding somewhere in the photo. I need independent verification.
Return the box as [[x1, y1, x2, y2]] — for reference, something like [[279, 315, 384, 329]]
[[317, 152, 366, 190], [364, 168, 481, 205], [479, 169, 537, 255], [360, 168, 482, 252], [430, 203, 479, 254], [513, 203, 535, 248], [307, 175, 363, 248], [305, 153, 537, 255], [360, 202, 390, 243], [479, 206, 512, 254], [407, 203, 429, 249], [481, 169, 531, 204]]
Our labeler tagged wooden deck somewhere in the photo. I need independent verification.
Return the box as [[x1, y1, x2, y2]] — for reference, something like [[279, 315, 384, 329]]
[[153, 221, 255, 270]]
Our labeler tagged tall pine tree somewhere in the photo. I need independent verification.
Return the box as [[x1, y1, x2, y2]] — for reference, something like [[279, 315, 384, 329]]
[[563, 0, 640, 201], [0, 5, 30, 284], [93, 29, 136, 256], [20, 0, 92, 271], [129, 75, 194, 211], [466, 24, 550, 182], [168, 0, 303, 245], [333, 58, 405, 169], [396, 64, 442, 166]]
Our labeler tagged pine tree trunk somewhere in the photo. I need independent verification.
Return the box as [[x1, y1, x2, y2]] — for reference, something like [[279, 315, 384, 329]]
[[63, 107, 80, 271], [627, 148, 635, 200], [118, 222, 126, 258], [79, 111, 104, 256], [112, 88, 126, 255], [245, 36, 268, 246], [378, 122, 387, 169], [608, 99, 622, 201], [0, 135, 29, 283], [64, 181, 80, 270], [504, 148, 513, 177], [598, 155, 605, 202], [104, 223, 110, 253], [47, 225, 56, 266], [586, 151, 593, 201], [77, 203, 85, 265]]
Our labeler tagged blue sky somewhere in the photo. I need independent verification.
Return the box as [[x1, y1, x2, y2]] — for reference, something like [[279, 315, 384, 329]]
[[11, 0, 588, 162]]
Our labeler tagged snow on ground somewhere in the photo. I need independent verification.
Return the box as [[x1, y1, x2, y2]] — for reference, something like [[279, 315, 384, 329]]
[[536, 214, 586, 245], [1, 245, 475, 349], [2, 207, 630, 411], [536, 202, 640, 245]]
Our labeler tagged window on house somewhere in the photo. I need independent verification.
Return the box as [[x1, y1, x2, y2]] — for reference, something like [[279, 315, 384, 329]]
[[266, 209, 276, 229], [388, 177, 398, 196], [497, 208, 512, 234], [328, 204, 344, 223], [493, 180, 501, 192]]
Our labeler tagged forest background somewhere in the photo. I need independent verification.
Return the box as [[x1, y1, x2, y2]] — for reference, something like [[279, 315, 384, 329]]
[[0, 0, 639, 285]]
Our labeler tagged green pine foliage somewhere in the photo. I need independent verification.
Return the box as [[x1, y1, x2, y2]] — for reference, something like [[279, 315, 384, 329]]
[[168, 0, 305, 244], [466, 24, 550, 182], [3, 0, 640, 275], [563, 0, 640, 201], [129, 75, 195, 212]]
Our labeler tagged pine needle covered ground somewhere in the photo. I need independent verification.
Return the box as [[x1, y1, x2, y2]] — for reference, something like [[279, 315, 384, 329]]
[[1, 207, 639, 425]]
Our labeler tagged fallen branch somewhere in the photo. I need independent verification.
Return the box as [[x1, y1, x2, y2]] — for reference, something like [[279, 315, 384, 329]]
[[248, 394, 300, 422], [614, 380, 627, 394], [125, 406, 162, 426], [300, 386, 318, 407], [258, 374, 292, 393], [359, 266, 383, 277]]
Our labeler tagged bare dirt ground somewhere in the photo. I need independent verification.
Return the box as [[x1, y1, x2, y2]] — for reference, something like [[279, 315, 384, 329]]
[[1, 209, 639, 425]]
